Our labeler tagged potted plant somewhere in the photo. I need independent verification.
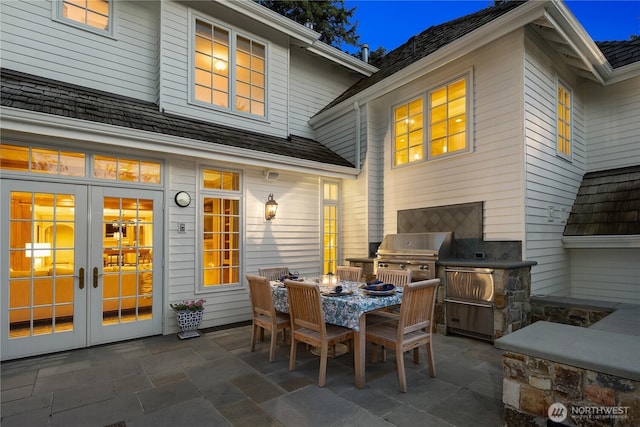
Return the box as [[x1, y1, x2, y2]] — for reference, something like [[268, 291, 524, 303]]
[[170, 299, 206, 339]]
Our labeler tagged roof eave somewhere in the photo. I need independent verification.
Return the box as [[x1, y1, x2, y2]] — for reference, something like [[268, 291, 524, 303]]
[[562, 235, 640, 249], [218, 0, 375, 76], [311, 0, 547, 126], [543, 0, 611, 84], [306, 42, 378, 76], [0, 106, 360, 179]]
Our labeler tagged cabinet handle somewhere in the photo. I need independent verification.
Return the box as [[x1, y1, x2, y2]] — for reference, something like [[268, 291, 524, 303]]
[[79, 267, 85, 289], [93, 267, 99, 288]]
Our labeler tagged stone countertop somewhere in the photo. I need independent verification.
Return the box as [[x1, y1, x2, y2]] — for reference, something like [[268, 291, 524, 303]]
[[438, 259, 537, 269], [345, 257, 374, 263], [495, 320, 640, 381]]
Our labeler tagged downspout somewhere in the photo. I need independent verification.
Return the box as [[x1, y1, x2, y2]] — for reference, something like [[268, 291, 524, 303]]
[[354, 101, 361, 169]]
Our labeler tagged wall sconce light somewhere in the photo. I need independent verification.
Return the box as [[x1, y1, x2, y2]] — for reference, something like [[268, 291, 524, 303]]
[[265, 193, 278, 221]]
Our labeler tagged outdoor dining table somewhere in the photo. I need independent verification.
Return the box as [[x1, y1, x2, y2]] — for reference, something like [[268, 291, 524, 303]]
[[270, 278, 403, 389]]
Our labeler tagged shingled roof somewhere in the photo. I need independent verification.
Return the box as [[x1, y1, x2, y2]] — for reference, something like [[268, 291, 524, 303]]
[[0, 69, 354, 168], [564, 166, 640, 236], [596, 40, 640, 69], [321, 0, 526, 112], [321, 1, 640, 114]]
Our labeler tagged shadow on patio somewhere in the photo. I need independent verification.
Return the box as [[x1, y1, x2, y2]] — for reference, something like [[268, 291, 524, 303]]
[[1, 324, 503, 427]]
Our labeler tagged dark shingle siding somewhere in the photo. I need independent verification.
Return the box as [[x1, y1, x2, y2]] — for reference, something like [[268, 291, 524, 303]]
[[1, 69, 354, 168], [564, 166, 640, 236]]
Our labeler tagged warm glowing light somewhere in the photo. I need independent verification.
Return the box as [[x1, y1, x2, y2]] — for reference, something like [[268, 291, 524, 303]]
[[25, 242, 51, 258], [214, 60, 227, 71]]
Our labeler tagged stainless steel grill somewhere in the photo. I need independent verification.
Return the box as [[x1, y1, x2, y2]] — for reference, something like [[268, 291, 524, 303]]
[[374, 232, 453, 281], [444, 267, 495, 342]]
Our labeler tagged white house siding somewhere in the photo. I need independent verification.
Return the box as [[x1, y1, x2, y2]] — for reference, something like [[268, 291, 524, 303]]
[[583, 77, 640, 172], [289, 49, 362, 140], [244, 168, 323, 277], [523, 30, 586, 296], [341, 168, 369, 262], [368, 32, 525, 241], [569, 248, 640, 304], [165, 160, 327, 332], [364, 104, 385, 247], [0, 0, 158, 102], [159, 1, 289, 138], [315, 104, 373, 262]]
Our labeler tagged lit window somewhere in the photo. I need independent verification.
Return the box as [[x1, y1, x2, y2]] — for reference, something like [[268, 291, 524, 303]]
[[0, 144, 85, 176], [429, 77, 467, 158], [202, 168, 241, 288], [60, 0, 110, 31], [322, 182, 339, 275], [93, 155, 161, 184], [194, 19, 266, 117], [557, 82, 572, 159], [393, 98, 424, 166]]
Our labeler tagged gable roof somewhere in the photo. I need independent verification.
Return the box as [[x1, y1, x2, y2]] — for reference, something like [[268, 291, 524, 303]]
[[0, 68, 354, 168], [596, 40, 640, 69], [564, 166, 640, 236], [321, 0, 526, 113], [319, 1, 640, 116]]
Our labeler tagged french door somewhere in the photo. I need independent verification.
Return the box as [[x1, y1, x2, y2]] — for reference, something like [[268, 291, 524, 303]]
[[1, 180, 163, 360]]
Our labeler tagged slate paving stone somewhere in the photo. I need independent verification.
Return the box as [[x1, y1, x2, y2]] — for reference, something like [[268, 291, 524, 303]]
[[1, 325, 504, 426], [51, 381, 115, 413], [136, 378, 201, 413], [50, 393, 144, 427], [217, 398, 283, 427], [126, 397, 230, 427], [231, 372, 285, 403]]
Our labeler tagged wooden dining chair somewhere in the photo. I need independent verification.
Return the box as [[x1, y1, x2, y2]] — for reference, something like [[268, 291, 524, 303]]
[[258, 266, 290, 281], [375, 268, 412, 288], [369, 269, 413, 321], [335, 265, 363, 282], [246, 274, 291, 362], [365, 278, 440, 393], [284, 279, 354, 387]]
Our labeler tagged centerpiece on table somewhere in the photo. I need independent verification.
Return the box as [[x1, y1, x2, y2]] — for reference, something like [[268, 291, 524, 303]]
[[170, 299, 206, 339]]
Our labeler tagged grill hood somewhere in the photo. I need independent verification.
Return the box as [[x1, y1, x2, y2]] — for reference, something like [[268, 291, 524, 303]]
[[376, 232, 453, 259]]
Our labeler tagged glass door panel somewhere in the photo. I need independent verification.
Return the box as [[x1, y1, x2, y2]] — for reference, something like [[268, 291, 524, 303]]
[[2, 181, 87, 360], [102, 196, 153, 325], [90, 187, 162, 345]]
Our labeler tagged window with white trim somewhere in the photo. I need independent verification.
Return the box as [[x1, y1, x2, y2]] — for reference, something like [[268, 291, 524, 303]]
[[58, 0, 111, 32], [201, 168, 241, 288], [557, 82, 572, 159], [392, 74, 470, 166], [322, 181, 339, 275], [193, 18, 266, 117], [428, 77, 468, 158], [393, 97, 424, 166]]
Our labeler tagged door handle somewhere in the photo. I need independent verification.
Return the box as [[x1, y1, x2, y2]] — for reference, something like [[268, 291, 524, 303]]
[[79, 267, 85, 289], [93, 267, 99, 288]]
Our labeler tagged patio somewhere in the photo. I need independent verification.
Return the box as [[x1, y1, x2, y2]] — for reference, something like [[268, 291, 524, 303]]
[[1, 324, 503, 427]]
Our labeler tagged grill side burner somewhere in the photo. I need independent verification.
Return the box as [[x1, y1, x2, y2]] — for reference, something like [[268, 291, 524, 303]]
[[375, 232, 453, 281]]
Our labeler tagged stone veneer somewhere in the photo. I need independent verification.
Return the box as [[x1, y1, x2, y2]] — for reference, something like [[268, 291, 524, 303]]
[[502, 352, 639, 426], [435, 264, 533, 341], [530, 296, 614, 327]]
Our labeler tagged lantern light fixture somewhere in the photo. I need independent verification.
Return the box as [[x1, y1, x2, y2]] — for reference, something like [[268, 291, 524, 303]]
[[265, 193, 278, 221]]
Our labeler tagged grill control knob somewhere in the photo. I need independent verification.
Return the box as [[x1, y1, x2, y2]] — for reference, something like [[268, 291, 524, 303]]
[[419, 265, 430, 270], [399, 264, 405, 269]]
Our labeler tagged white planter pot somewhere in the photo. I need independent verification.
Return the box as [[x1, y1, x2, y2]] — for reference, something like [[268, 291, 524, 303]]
[[174, 309, 203, 339]]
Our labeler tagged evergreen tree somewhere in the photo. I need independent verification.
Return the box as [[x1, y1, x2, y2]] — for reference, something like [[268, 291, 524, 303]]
[[256, 0, 359, 48]]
